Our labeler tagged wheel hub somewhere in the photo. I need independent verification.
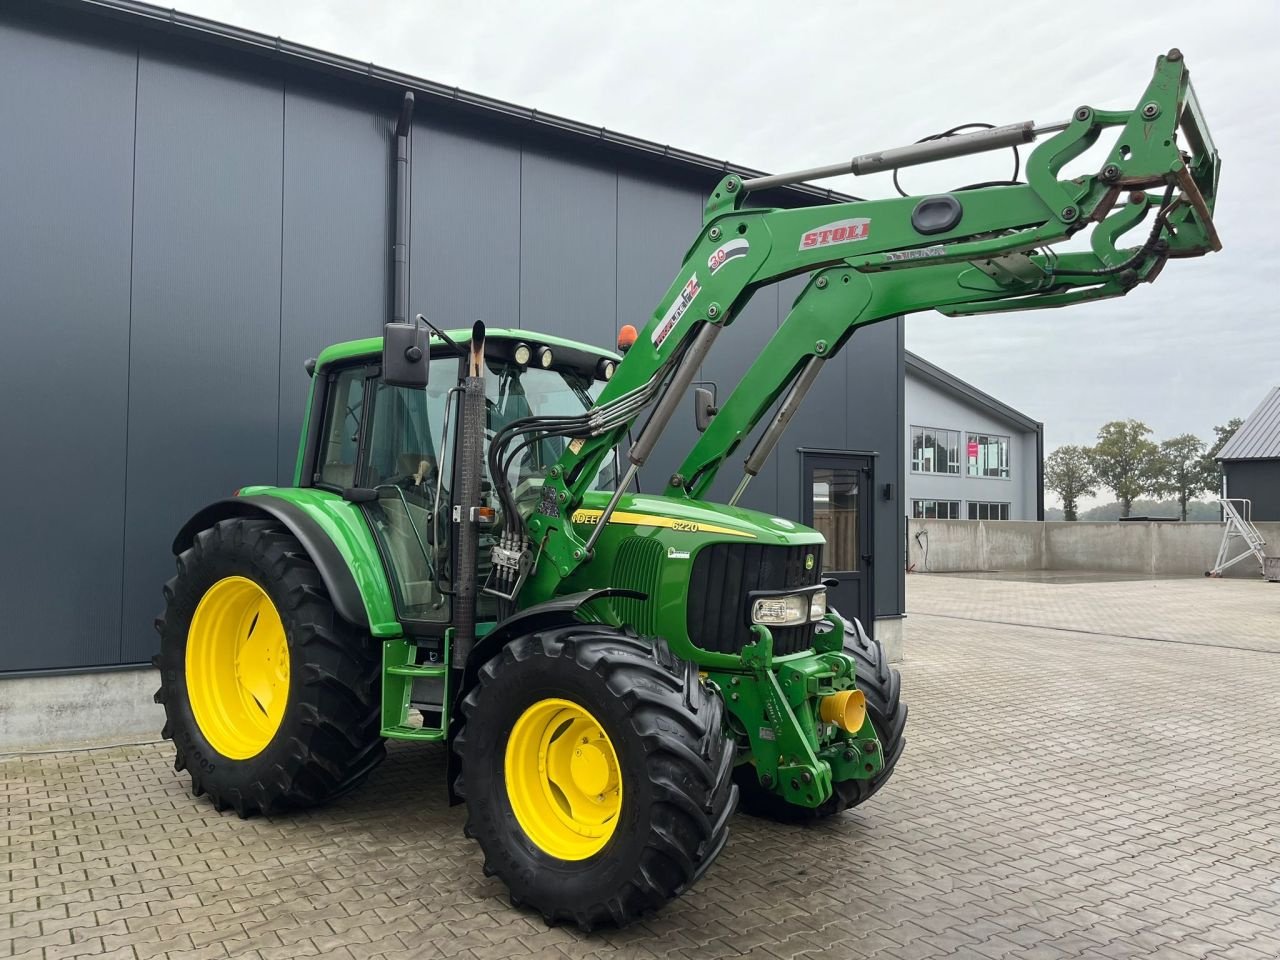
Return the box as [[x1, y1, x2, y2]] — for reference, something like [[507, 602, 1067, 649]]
[[504, 698, 622, 860], [185, 576, 289, 760]]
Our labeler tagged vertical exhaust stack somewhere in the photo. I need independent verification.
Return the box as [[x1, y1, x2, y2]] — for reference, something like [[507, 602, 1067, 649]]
[[451, 322, 487, 668], [391, 91, 415, 327]]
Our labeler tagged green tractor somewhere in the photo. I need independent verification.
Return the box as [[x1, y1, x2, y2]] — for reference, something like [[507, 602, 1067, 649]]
[[154, 52, 1220, 927]]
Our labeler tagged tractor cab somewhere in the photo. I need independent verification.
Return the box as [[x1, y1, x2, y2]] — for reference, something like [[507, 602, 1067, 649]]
[[303, 329, 621, 627]]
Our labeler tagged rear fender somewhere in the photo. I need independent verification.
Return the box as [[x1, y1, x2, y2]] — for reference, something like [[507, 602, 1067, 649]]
[[172, 493, 397, 634]]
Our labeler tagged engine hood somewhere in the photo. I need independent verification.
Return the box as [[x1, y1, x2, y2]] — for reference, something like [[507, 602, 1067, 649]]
[[573, 491, 823, 547]]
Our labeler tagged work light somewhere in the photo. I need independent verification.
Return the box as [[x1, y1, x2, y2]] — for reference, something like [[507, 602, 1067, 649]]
[[512, 342, 532, 366], [809, 589, 827, 622], [750, 588, 827, 627], [535, 345, 554, 368], [751, 594, 810, 627]]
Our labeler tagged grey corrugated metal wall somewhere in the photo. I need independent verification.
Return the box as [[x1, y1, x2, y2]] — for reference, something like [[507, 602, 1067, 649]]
[[1224, 461, 1280, 521], [0, 6, 904, 674]]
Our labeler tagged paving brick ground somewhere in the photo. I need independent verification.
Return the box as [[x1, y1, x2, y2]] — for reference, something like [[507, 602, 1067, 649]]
[[4, 574, 1279, 959]]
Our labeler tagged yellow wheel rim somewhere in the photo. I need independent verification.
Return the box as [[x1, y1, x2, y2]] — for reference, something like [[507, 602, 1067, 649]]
[[504, 698, 623, 860], [185, 576, 290, 760]]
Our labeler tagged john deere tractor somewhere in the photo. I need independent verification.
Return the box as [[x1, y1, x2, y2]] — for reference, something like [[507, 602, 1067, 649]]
[[154, 52, 1220, 927]]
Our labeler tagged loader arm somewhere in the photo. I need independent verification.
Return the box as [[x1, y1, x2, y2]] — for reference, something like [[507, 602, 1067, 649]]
[[489, 49, 1219, 603]]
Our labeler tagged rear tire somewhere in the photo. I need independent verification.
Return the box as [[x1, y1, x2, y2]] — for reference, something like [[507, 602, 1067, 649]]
[[454, 624, 737, 929], [154, 517, 386, 816], [734, 615, 906, 823]]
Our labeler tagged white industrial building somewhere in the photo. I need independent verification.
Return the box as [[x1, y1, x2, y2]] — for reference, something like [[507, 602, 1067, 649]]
[[905, 352, 1044, 522]]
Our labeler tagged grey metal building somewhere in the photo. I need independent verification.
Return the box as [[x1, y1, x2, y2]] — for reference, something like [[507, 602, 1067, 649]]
[[904, 352, 1044, 522], [1218, 386, 1280, 521], [0, 0, 906, 679]]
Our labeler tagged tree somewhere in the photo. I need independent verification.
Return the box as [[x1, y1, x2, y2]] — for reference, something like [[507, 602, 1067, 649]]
[[1087, 420, 1159, 518], [1199, 417, 1243, 500], [1208, 417, 1244, 458], [1044, 445, 1095, 521], [1151, 434, 1213, 520]]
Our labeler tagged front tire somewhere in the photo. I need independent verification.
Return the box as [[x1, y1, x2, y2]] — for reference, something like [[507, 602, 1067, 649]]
[[454, 625, 737, 929], [735, 615, 907, 822], [154, 517, 386, 816]]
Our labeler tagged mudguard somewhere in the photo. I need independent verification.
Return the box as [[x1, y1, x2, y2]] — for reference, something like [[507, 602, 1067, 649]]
[[172, 497, 370, 629]]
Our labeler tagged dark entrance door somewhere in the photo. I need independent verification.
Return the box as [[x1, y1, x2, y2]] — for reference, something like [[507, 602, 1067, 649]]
[[800, 451, 873, 631]]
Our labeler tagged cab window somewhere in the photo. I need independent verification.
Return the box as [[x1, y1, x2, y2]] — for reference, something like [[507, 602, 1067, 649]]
[[315, 367, 367, 489], [360, 360, 458, 623]]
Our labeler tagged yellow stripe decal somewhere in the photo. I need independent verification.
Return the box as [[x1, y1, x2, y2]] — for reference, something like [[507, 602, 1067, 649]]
[[570, 508, 757, 539]]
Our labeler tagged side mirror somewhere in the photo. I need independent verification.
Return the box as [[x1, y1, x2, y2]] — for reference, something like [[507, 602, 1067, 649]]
[[693, 385, 718, 433], [382, 321, 429, 388]]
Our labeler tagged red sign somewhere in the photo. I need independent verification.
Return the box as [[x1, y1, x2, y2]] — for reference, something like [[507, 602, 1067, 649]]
[[799, 217, 871, 250], [967, 440, 979, 459]]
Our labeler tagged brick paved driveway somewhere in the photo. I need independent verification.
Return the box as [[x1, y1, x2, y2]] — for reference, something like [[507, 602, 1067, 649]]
[[5, 575, 1279, 959]]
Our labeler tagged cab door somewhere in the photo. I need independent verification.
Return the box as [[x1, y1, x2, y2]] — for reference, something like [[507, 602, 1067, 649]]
[[800, 451, 873, 631], [309, 355, 462, 631]]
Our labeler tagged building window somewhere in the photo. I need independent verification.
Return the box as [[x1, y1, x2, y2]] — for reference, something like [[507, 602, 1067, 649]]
[[912, 499, 961, 519], [968, 501, 1010, 521], [967, 432, 1010, 478], [911, 426, 961, 475]]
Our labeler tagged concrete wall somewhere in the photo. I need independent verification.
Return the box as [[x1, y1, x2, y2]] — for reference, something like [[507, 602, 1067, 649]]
[[908, 519, 1280, 578], [905, 373, 1040, 520], [0, 669, 162, 754]]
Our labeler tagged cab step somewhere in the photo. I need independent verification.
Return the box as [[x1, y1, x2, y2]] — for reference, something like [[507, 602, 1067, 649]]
[[381, 636, 451, 741]]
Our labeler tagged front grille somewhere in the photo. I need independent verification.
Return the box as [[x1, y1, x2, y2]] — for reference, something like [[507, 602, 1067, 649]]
[[610, 536, 665, 634], [686, 542, 822, 656]]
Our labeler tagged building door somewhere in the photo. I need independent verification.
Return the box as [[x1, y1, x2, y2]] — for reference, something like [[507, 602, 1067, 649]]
[[801, 452, 873, 630]]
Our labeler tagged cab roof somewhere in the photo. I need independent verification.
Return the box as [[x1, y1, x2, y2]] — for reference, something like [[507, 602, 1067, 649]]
[[315, 327, 621, 373]]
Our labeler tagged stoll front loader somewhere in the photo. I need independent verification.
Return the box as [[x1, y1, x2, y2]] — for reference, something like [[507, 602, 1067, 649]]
[[154, 52, 1220, 927]]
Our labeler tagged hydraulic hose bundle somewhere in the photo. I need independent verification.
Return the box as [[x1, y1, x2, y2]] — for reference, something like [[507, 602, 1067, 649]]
[[482, 350, 682, 612]]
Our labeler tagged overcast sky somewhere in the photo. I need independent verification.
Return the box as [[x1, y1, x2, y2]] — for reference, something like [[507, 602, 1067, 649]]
[[179, 0, 1277, 480]]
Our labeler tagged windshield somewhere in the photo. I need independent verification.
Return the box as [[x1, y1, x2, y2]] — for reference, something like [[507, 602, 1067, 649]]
[[485, 358, 615, 508]]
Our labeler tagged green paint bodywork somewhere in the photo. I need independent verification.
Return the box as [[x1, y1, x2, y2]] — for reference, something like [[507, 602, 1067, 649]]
[[235, 486, 401, 636], [190, 53, 1219, 810]]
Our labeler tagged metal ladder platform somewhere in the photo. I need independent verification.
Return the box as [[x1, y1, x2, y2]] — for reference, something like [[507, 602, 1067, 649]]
[[1207, 499, 1280, 581]]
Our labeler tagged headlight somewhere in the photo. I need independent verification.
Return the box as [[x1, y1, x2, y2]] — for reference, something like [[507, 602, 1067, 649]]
[[809, 589, 827, 622], [751, 594, 810, 627]]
